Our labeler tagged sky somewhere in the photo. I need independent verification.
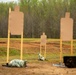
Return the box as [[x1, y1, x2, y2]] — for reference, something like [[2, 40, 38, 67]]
[[0, 0, 19, 3]]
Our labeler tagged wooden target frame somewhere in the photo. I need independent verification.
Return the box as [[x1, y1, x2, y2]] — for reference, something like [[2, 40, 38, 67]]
[[40, 32, 47, 58], [60, 12, 73, 61], [7, 6, 24, 63]]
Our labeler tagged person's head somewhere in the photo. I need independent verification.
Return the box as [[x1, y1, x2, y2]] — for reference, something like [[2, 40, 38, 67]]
[[43, 32, 45, 35]]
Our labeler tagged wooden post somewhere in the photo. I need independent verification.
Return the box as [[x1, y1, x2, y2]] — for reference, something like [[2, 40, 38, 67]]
[[20, 32, 23, 60], [44, 44, 46, 58], [7, 8, 11, 63], [7, 30, 10, 63], [60, 39, 62, 62], [40, 44, 41, 55], [71, 40, 73, 56]]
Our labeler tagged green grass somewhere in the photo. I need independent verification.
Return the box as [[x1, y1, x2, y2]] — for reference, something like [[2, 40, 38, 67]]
[[0, 38, 76, 63], [0, 47, 20, 56], [0, 38, 66, 43], [0, 47, 60, 63], [0, 47, 6, 56]]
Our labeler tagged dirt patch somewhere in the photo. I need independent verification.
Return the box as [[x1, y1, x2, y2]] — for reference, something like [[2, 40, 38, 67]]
[[0, 41, 70, 50], [0, 62, 76, 75]]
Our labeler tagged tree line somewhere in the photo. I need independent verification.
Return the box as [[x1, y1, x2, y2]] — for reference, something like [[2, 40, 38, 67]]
[[0, 0, 76, 39]]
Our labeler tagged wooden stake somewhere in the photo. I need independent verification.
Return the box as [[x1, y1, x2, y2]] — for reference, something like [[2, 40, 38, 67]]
[[7, 8, 11, 63], [7, 30, 10, 63], [60, 39, 62, 62], [20, 32, 23, 60], [40, 44, 41, 54], [71, 40, 73, 56], [44, 44, 46, 58]]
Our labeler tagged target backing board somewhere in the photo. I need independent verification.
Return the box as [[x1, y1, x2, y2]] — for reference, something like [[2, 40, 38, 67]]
[[9, 6, 24, 35], [40, 32, 47, 45], [60, 12, 73, 41]]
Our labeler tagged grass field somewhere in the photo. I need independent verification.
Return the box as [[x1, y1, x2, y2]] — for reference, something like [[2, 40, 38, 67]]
[[0, 38, 76, 63]]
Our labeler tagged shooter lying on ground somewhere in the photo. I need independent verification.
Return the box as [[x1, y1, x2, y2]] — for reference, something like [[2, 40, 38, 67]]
[[6, 59, 27, 67]]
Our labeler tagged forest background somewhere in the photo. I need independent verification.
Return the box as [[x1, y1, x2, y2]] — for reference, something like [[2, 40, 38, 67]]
[[0, 0, 76, 39]]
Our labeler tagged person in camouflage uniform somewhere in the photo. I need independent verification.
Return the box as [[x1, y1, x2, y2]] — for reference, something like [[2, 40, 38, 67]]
[[7, 59, 27, 67]]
